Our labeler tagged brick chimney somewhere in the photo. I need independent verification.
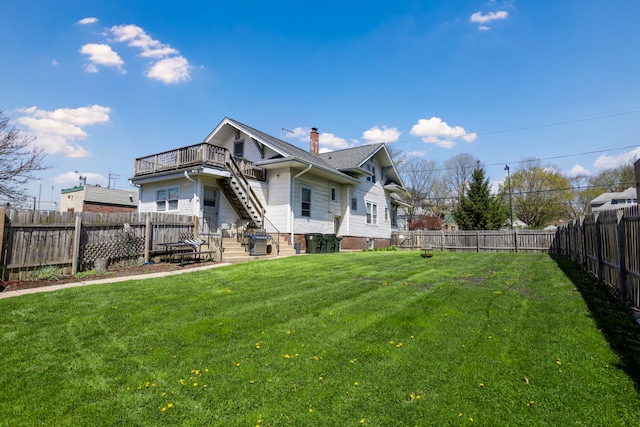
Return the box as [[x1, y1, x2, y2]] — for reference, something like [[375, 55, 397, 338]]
[[310, 127, 319, 154]]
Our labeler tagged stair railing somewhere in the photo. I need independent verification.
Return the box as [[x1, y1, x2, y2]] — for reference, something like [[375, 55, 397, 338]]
[[225, 153, 266, 226]]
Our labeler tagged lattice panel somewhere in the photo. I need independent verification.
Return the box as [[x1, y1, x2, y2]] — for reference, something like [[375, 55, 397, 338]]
[[81, 236, 145, 262]]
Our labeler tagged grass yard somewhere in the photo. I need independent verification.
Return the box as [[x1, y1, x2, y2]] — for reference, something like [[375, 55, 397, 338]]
[[1, 251, 640, 426]]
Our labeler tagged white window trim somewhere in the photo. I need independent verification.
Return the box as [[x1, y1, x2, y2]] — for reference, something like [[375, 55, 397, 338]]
[[156, 186, 179, 212], [366, 201, 378, 225], [330, 186, 338, 202]]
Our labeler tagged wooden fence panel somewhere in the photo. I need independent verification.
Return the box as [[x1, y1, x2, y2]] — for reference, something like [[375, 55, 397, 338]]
[[396, 229, 556, 253], [598, 209, 621, 290], [0, 209, 198, 280], [624, 205, 640, 307]]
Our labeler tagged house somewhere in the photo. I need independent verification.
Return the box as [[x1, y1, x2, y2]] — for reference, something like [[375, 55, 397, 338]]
[[590, 187, 637, 212], [441, 213, 457, 231], [129, 117, 406, 251], [60, 185, 138, 213]]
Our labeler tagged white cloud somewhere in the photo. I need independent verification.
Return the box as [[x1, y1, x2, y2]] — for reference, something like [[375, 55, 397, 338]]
[[470, 11, 508, 24], [14, 105, 111, 158], [479, 26, 490, 31], [410, 117, 477, 148], [404, 150, 429, 158], [362, 126, 401, 144], [80, 43, 125, 73], [286, 127, 309, 140], [146, 56, 191, 84], [109, 24, 179, 58], [51, 59, 58, 66], [320, 132, 350, 151], [593, 147, 640, 169], [77, 17, 98, 25], [108, 24, 191, 84], [568, 164, 592, 176], [54, 171, 107, 188]]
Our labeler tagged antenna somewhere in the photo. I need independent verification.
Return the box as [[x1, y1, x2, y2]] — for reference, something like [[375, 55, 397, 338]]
[[108, 170, 121, 189], [281, 128, 294, 139]]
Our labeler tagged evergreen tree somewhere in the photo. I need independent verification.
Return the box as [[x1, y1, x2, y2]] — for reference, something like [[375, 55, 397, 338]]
[[453, 166, 507, 230]]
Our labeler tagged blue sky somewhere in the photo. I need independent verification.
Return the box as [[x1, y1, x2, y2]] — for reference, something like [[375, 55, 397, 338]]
[[2, 1, 640, 208]]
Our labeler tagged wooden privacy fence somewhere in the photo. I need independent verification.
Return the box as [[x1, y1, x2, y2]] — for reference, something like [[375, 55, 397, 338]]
[[555, 205, 640, 309], [392, 229, 557, 253], [0, 209, 201, 280]]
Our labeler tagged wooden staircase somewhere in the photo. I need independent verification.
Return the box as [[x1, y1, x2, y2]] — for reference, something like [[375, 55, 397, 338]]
[[217, 156, 265, 227]]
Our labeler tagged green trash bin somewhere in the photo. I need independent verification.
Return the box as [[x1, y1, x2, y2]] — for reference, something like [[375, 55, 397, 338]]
[[319, 234, 328, 253], [334, 236, 342, 252], [324, 234, 336, 253], [305, 233, 323, 253]]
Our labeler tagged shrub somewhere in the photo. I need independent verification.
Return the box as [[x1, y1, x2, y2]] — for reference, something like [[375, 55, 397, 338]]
[[31, 266, 63, 281]]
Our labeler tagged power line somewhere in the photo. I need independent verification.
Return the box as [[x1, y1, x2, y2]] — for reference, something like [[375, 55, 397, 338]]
[[401, 144, 640, 174]]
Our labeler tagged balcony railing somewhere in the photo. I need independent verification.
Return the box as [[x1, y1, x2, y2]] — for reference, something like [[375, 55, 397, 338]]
[[133, 143, 266, 181]]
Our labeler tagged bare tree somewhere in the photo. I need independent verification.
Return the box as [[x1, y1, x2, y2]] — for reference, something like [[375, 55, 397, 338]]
[[399, 158, 439, 226], [0, 110, 49, 202], [444, 153, 478, 205]]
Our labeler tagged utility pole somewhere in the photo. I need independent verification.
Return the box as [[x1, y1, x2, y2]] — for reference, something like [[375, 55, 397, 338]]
[[504, 164, 513, 228]]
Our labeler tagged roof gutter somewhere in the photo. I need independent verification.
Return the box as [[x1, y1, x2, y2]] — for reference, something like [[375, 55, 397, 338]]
[[291, 164, 313, 243]]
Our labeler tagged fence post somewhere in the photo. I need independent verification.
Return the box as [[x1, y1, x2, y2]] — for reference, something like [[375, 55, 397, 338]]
[[514, 229, 519, 253], [617, 210, 627, 304], [594, 213, 603, 282], [0, 208, 5, 276], [579, 217, 587, 269], [144, 213, 151, 263], [476, 231, 480, 252], [71, 213, 82, 275]]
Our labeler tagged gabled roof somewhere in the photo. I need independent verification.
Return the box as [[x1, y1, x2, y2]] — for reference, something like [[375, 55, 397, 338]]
[[591, 187, 637, 206], [206, 117, 404, 187]]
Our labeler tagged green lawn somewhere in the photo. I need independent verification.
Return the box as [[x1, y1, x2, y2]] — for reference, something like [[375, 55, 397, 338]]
[[1, 251, 639, 426]]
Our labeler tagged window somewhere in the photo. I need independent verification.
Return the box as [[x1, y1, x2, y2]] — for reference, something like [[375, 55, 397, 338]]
[[366, 201, 378, 225], [234, 140, 244, 158], [371, 166, 376, 183], [385, 207, 389, 221], [156, 187, 179, 211], [351, 197, 358, 211], [301, 186, 311, 217], [203, 187, 217, 207], [366, 165, 371, 182], [391, 206, 398, 226], [331, 187, 337, 202]]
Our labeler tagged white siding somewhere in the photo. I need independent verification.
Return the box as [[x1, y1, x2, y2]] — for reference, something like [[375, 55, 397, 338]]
[[138, 179, 196, 216], [292, 176, 335, 235], [264, 168, 291, 232], [346, 157, 392, 239]]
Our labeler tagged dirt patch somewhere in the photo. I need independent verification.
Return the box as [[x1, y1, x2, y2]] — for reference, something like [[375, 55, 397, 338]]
[[0, 261, 213, 293]]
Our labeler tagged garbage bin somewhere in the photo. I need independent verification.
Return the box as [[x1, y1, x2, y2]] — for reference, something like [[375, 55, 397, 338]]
[[305, 233, 323, 253], [334, 236, 342, 252], [294, 242, 301, 254], [324, 234, 336, 253]]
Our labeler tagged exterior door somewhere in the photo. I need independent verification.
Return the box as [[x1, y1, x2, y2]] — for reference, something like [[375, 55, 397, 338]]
[[202, 186, 219, 234]]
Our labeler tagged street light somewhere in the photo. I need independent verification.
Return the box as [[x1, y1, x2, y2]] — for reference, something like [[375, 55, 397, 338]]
[[504, 164, 513, 229]]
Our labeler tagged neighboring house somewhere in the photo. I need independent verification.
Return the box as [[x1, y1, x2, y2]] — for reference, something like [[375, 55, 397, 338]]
[[60, 185, 139, 213], [129, 117, 406, 251], [590, 187, 637, 212], [442, 213, 457, 231]]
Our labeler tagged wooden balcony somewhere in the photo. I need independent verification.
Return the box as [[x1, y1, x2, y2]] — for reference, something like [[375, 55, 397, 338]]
[[133, 143, 266, 181]]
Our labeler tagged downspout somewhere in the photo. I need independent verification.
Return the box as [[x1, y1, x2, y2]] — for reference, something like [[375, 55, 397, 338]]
[[290, 164, 312, 243]]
